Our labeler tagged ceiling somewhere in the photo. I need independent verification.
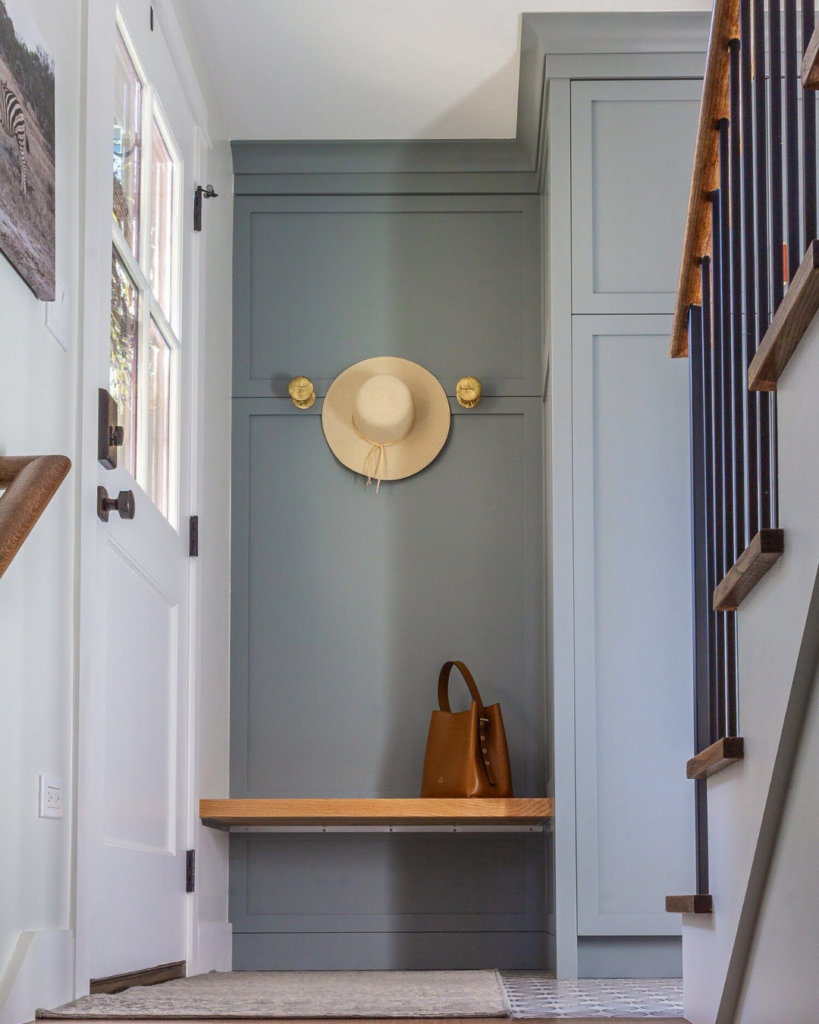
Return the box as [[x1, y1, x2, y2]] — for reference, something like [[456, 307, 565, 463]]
[[185, 0, 711, 142]]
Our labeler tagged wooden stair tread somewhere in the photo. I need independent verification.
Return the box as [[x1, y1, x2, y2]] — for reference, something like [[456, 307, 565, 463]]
[[200, 797, 552, 826], [749, 240, 819, 391], [713, 530, 784, 611], [687, 736, 745, 780], [666, 893, 713, 914]]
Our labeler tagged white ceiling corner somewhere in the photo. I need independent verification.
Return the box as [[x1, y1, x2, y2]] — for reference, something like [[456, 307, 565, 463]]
[[184, 0, 713, 142]]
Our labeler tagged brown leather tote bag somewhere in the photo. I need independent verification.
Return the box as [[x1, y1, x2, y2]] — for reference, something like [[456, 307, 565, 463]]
[[420, 660, 513, 798]]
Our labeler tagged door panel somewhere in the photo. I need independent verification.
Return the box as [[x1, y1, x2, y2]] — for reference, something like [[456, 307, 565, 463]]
[[102, 538, 177, 854], [572, 315, 695, 936], [570, 79, 701, 314]]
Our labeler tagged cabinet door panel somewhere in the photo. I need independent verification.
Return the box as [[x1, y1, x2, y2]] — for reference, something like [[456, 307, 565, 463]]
[[572, 315, 696, 935], [571, 79, 701, 314]]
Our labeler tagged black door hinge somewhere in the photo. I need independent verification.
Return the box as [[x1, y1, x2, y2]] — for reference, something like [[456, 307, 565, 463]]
[[189, 515, 199, 557], [186, 849, 195, 893], [150, 5, 154, 30], [193, 185, 218, 231]]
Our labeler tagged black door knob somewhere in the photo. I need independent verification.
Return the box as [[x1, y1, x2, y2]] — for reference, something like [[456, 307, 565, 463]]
[[97, 486, 136, 522]]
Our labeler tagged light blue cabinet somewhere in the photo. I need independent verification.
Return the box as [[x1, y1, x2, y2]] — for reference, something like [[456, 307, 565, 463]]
[[548, 69, 703, 977]]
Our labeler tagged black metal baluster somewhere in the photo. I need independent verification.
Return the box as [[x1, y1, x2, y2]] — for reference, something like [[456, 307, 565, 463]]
[[726, 609, 739, 736], [730, 40, 747, 557], [784, 0, 801, 282], [719, 120, 737, 738], [741, 0, 760, 542], [711, 186, 727, 740], [754, 0, 771, 533], [701, 255, 719, 746], [761, 0, 782, 528], [804, 0, 818, 246], [719, 121, 735, 585], [688, 300, 710, 895], [770, 0, 785, 312]]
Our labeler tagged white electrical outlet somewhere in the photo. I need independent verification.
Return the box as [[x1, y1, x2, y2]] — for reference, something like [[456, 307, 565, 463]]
[[38, 775, 63, 819]]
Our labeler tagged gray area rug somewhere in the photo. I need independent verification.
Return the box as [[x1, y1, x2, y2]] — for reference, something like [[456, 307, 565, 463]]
[[38, 970, 508, 1019]]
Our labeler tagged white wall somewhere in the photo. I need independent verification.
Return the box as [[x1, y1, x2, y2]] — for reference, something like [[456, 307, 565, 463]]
[[683, 311, 819, 1024], [0, 0, 82, 1013]]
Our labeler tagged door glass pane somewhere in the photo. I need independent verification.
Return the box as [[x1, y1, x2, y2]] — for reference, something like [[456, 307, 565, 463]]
[[150, 120, 175, 321], [147, 321, 172, 518], [110, 247, 139, 475], [113, 30, 142, 256]]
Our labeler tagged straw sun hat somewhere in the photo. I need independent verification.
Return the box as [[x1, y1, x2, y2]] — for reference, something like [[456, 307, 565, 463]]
[[321, 357, 451, 490]]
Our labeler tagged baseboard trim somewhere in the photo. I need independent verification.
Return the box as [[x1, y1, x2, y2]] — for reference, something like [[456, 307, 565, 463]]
[[196, 923, 232, 975], [89, 962, 185, 996]]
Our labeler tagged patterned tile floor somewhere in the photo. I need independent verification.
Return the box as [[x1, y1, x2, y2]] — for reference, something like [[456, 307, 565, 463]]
[[498, 972, 684, 1018]]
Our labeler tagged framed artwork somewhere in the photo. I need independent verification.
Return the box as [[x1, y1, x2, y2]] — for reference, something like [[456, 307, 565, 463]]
[[0, 0, 54, 299]]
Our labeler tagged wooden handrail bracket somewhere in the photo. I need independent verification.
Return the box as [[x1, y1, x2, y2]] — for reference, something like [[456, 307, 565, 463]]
[[749, 240, 819, 390], [713, 529, 785, 611], [666, 893, 713, 914], [670, 0, 738, 358], [0, 455, 71, 579], [687, 736, 745, 780]]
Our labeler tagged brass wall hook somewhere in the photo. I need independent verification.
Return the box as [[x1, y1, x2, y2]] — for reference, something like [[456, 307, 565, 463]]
[[456, 376, 482, 409], [288, 376, 316, 409]]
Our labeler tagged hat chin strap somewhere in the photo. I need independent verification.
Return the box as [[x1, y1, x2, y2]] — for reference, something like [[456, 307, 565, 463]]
[[352, 421, 413, 492]]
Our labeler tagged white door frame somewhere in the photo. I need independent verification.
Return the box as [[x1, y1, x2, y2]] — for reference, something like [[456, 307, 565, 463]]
[[74, 0, 211, 994]]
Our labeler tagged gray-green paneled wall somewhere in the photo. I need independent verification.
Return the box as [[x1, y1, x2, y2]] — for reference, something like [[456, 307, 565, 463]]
[[230, 184, 546, 969]]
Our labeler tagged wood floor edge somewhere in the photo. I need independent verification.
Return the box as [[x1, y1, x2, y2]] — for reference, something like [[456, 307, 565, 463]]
[[30, 1019, 692, 1024]]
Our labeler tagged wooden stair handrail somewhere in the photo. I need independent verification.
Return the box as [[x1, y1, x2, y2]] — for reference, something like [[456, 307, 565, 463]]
[[670, 0, 739, 358], [0, 455, 71, 579]]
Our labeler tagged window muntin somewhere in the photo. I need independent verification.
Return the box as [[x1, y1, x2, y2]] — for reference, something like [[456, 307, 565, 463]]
[[110, 247, 139, 477]]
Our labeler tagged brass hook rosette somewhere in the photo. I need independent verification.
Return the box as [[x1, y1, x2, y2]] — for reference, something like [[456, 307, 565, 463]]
[[456, 376, 482, 409], [288, 376, 316, 409]]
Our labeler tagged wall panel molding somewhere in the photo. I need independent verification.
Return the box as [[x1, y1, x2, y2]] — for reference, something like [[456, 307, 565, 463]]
[[232, 195, 542, 400]]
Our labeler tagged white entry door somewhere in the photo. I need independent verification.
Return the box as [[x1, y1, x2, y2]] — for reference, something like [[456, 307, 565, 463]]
[[78, 0, 200, 982]]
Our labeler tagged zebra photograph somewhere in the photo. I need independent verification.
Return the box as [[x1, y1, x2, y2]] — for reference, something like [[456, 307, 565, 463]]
[[0, 0, 54, 300]]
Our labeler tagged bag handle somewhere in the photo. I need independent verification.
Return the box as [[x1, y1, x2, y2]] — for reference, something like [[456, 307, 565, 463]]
[[437, 661, 496, 785], [438, 660, 485, 714]]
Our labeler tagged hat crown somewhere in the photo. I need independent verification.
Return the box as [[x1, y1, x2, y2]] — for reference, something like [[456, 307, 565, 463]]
[[353, 373, 415, 445]]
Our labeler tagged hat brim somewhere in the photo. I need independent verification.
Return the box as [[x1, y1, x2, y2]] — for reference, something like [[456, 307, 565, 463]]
[[322, 357, 451, 482]]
